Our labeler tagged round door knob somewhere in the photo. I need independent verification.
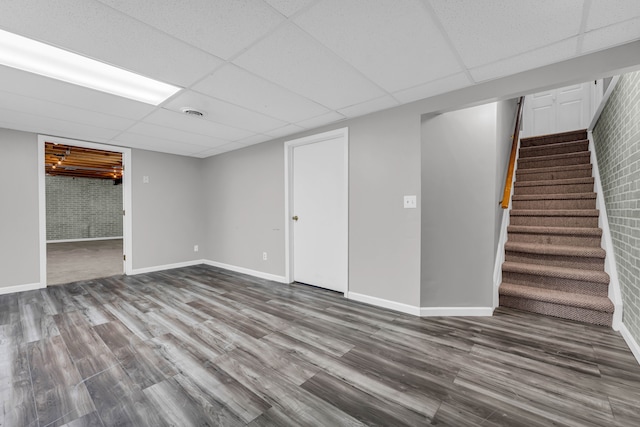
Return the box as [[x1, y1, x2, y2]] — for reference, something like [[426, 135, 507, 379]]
[[292, 215, 299, 221]]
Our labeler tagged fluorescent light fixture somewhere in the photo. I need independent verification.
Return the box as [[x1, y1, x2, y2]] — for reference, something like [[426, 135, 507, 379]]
[[0, 29, 181, 105]]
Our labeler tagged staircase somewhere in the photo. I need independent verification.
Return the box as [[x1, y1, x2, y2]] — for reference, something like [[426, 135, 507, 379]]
[[499, 129, 614, 326]]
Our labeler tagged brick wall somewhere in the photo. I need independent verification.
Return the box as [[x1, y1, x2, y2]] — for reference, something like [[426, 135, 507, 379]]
[[592, 70, 640, 343], [46, 175, 123, 240]]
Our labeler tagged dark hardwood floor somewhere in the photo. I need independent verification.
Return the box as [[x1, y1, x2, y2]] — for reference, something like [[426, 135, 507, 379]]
[[1, 265, 639, 426]]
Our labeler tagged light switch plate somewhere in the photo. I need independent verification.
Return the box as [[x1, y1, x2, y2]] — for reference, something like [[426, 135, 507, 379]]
[[404, 195, 417, 209]]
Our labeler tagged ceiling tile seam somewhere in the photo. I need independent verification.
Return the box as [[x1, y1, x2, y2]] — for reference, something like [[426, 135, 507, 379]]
[[468, 35, 582, 74], [389, 72, 469, 99], [0, 104, 129, 134], [262, 0, 323, 21], [576, 0, 592, 55], [421, 0, 476, 85], [583, 15, 640, 35], [282, 22, 396, 108], [89, 1, 228, 86], [115, 129, 221, 150], [0, 87, 141, 124]]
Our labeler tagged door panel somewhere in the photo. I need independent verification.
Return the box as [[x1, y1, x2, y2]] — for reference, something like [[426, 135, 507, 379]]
[[523, 83, 591, 137], [292, 135, 347, 292]]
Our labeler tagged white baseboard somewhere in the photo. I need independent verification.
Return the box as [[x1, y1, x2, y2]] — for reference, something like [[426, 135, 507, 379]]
[[620, 323, 640, 366], [420, 306, 494, 317], [130, 259, 205, 275], [203, 260, 288, 283], [346, 292, 421, 316], [47, 236, 123, 243], [0, 282, 46, 295]]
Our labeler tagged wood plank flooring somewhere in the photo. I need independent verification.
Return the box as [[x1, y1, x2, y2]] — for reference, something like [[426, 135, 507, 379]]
[[2, 265, 640, 426]]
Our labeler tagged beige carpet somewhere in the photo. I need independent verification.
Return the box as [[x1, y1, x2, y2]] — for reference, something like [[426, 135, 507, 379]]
[[47, 239, 123, 285]]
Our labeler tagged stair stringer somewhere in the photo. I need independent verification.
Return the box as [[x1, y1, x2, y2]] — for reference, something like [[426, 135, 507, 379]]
[[493, 131, 522, 308], [588, 131, 623, 330]]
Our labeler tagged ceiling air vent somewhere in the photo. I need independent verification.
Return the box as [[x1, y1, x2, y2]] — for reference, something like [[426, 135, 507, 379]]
[[181, 107, 204, 117]]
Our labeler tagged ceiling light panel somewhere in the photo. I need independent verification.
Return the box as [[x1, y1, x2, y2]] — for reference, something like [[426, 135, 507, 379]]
[[193, 64, 330, 122], [0, 29, 181, 105], [431, 0, 583, 68], [96, 0, 284, 60], [234, 24, 385, 110], [0, 0, 223, 88], [295, 0, 462, 92], [0, 65, 156, 119]]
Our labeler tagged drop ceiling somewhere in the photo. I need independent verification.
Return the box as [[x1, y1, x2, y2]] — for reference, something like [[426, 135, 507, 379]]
[[1, 0, 639, 158]]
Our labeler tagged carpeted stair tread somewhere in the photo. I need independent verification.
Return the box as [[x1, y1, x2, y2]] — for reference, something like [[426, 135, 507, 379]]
[[519, 140, 589, 158], [507, 225, 602, 236], [499, 283, 613, 313], [502, 261, 609, 284], [510, 209, 599, 217], [504, 241, 606, 258], [517, 164, 592, 175], [512, 192, 596, 201], [520, 129, 588, 148], [514, 177, 594, 188], [517, 152, 591, 170]]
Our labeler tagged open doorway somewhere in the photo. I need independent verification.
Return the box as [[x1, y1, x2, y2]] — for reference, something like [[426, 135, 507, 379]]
[[38, 135, 133, 286]]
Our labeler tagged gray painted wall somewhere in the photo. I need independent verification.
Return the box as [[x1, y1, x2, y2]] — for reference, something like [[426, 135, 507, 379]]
[[46, 175, 123, 241], [131, 149, 205, 270], [420, 103, 498, 307], [202, 141, 285, 276], [0, 129, 40, 288], [592, 70, 640, 346]]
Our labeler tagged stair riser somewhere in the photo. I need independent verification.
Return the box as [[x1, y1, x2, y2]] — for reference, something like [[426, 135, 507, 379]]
[[516, 168, 592, 181], [507, 233, 601, 247], [519, 141, 589, 158], [499, 296, 612, 326], [520, 131, 588, 148], [502, 271, 608, 296], [511, 199, 596, 210], [510, 216, 598, 228], [505, 251, 604, 271], [518, 155, 591, 170], [514, 183, 594, 195]]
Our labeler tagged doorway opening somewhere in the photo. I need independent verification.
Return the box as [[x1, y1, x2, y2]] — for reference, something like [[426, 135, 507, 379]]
[[38, 135, 133, 286]]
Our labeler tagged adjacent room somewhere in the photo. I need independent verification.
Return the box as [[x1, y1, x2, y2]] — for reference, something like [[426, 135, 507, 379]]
[[1, 2, 640, 426]]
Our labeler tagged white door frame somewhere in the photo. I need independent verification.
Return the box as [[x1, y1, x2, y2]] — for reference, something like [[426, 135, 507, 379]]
[[284, 127, 349, 287], [38, 134, 133, 286]]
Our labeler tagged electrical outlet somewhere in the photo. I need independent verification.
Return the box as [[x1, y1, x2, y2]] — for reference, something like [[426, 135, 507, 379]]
[[143, 175, 149, 184], [404, 195, 417, 209], [263, 252, 267, 261], [194, 245, 199, 252]]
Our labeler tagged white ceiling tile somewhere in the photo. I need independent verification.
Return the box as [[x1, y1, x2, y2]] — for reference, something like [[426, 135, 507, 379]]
[[0, 0, 222, 87], [296, 111, 347, 129], [147, 109, 254, 142], [234, 24, 386, 109], [431, 0, 584, 68], [393, 73, 472, 104], [193, 64, 330, 122], [123, 122, 229, 148], [0, 107, 121, 141], [0, 90, 136, 131], [586, 0, 640, 31], [96, 0, 284, 60], [582, 18, 640, 54], [112, 133, 210, 156], [264, 0, 316, 17], [236, 134, 274, 146], [295, 0, 462, 92], [337, 95, 399, 119], [470, 39, 579, 83], [264, 124, 305, 138], [0, 66, 155, 120], [165, 90, 288, 133]]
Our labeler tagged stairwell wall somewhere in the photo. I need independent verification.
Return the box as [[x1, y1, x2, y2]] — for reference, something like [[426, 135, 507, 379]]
[[592, 70, 640, 349]]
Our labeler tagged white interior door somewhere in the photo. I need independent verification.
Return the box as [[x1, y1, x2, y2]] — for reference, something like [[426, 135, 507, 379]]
[[523, 83, 591, 137], [287, 129, 348, 293]]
